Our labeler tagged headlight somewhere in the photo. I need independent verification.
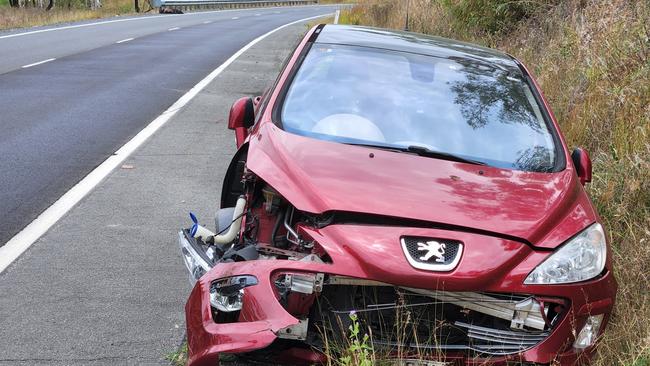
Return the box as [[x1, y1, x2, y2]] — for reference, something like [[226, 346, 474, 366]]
[[178, 231, 213, 285], [210, 275, 258, 313], [525, 223, 607, 284], [573, 314, 605, 349]]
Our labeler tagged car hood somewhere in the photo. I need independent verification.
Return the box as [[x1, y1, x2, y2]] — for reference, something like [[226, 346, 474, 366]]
[[247, 123, 596, 248]]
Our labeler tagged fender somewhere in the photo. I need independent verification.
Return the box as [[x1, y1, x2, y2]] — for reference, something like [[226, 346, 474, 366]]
[[220, 143, 248, 209]]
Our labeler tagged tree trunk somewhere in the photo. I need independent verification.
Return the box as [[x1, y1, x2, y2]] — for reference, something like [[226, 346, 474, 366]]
[[46, 0, 54, 11], [9, 0, 19, 7], [134, 0, 140, 12]]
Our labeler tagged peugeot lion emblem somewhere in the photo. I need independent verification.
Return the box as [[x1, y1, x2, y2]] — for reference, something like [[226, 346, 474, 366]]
[[401, 237, 463, 272], [417, 240, 446, 263]]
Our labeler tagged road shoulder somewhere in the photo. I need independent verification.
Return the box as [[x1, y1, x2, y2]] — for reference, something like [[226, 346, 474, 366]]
[[0, 21, 310, 365]]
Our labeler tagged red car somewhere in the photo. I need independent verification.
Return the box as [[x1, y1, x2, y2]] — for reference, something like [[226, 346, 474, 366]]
[[178, 25, 617, 366]]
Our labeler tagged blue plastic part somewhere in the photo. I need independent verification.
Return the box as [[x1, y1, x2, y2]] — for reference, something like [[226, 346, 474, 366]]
[[189, 212, 198, 237]]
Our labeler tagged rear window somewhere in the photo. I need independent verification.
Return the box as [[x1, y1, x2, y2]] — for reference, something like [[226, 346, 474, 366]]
[[279, 44, 560, 172]]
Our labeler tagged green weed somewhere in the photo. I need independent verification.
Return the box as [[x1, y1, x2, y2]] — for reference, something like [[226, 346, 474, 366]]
[[337, 311, 375, 366]]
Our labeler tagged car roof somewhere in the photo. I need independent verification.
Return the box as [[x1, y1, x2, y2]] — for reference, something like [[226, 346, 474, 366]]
[[315, 25, 520, 72]]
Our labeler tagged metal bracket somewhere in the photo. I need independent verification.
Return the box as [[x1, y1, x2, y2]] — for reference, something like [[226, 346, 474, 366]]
[[403, 288, 548, 331], [511, 298, 535, 330], [277, 318, 309, 340], [284, 273, 324, 294]]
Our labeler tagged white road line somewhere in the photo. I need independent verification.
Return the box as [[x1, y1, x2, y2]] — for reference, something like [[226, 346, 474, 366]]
[[0, 14, 180, 40], [0, 5, 327, 40], [232, 16, 239, 20], [116, 37, 134, 44], [203, 20, 212, 24], [21, 58, 55, 68], [0, 12, 332, 274], [168, 27, 180, 31], [255, 14, 261, 16]]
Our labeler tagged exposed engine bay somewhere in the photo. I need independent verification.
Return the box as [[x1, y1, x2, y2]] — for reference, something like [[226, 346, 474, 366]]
[[178, 164, 567, 365]]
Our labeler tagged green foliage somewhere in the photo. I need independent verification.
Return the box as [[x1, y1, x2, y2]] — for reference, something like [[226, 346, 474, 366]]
[[627, 355, 650, 366], [338, 312, 374, 366], [55, 0, 93, 10], [440, 0, 554, 35]]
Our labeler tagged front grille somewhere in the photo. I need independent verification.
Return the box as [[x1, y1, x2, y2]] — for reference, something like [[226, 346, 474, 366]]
[[313, 283, 559, 357], [456, 322, 549, 355]]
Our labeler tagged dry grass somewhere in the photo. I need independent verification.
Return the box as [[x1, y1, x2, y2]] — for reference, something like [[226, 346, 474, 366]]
[[318, 0, 356, 4], [0, 0, 141, 30], [340, 1, 650, 364]]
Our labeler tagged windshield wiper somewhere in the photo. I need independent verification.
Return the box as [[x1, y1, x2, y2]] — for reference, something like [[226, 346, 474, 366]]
[[346, 142, 487, 166], [405, 145, 486, 166], [343, 142, 406, 153]]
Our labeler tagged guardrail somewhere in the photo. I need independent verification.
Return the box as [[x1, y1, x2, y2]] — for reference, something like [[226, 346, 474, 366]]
[[154, 0, 319, 11]]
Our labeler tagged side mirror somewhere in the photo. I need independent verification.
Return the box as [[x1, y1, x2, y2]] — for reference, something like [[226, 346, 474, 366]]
[[571, 148, 592, 185], [228, 97, 255, 130], [228, 97, 255, 148]]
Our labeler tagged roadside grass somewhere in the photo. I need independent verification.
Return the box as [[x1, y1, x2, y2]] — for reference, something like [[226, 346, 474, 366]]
[[631, 356, 650, 366], [166, 340, 188, 366], [339, 0, 650, 365], [0, 0, 142, 30], [318, 0, 356, 4], [306, 15, 334, 30]]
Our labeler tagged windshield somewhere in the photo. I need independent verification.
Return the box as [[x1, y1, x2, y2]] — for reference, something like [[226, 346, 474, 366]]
[[279, 44, 560, 172]]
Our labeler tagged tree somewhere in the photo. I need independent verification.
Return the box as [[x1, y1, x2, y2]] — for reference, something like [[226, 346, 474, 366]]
[[135, 0, 140, 12]]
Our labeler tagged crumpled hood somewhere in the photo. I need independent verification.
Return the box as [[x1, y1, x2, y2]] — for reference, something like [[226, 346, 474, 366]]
[[247, 123, 597, 248]]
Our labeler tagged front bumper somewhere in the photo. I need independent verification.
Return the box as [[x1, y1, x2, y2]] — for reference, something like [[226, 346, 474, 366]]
[[184, 225, 617, 366]]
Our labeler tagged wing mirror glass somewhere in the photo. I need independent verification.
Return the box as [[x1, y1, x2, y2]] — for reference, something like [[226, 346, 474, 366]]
[[228, 97, 255, 130], [571, 148, 592, 185]]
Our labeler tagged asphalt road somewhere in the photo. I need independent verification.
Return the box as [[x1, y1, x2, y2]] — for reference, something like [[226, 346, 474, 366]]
[[0, 5, 338, 247], [0, 16, 316, 365]]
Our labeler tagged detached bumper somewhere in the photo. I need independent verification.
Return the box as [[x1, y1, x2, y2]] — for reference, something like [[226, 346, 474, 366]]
[[185, 260, 330, 366]]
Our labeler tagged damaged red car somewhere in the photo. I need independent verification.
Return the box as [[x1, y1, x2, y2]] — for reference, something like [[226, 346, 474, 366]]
[[178, 25, 617, 366]]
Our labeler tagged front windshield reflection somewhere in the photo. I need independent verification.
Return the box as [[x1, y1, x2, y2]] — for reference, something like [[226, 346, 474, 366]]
[[280, 44, 558, 172]]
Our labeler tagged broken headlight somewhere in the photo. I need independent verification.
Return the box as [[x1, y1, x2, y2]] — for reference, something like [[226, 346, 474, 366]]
[[178, 231, 213, 285], [525, 223, 606, 284], [573, 314, 605, 349], [210, 275, 258, 312]]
